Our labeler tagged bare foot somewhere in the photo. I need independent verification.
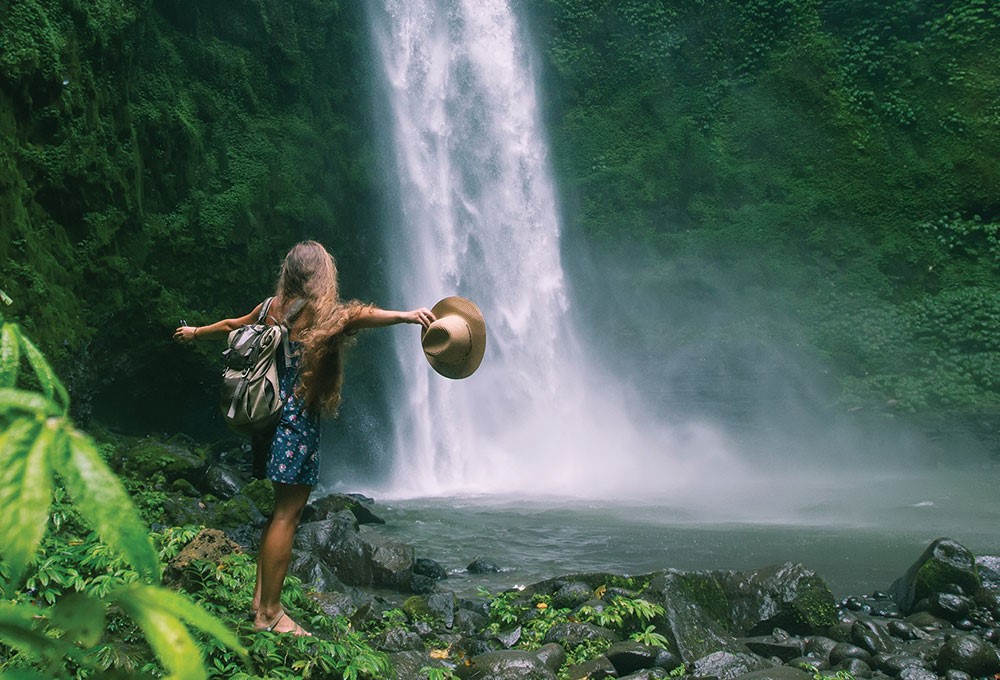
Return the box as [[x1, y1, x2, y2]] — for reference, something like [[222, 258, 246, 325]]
[[256, 610, 312, 637]]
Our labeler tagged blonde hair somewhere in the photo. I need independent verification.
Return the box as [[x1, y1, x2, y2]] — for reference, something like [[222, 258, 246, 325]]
[[270, 241, 368, 416]]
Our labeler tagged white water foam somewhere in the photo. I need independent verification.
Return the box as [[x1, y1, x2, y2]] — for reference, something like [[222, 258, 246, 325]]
[[366, 0, 747, 500]]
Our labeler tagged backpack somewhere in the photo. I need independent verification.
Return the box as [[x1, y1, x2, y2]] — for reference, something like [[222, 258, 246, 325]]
[[219, 297, 303, 436]]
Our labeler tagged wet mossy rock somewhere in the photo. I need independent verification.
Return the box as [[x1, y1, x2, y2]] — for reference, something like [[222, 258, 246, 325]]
[[110, 436, 207, 483], [890, 538, 982, 614]]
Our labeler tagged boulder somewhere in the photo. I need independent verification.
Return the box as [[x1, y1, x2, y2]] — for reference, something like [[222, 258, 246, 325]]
[[359, 526, 415, 590], [715, 562, 838, 635], [112, 437, 207, 484], [731, 667, 813, 680], [692, 650, 776, 680], [605, 641, 681, 675], [563, 656, 617, 680], [167, 528, 241, 573], [890, 538, 981, 614], [310, 493, 385, 525], [468, 558, 502, 574], [542, 621, 619, 647], [203, 464, 249, 500], [457, 649, 559, 679], [936, 634, 1000, 676], [976, 555, 1000, 589]]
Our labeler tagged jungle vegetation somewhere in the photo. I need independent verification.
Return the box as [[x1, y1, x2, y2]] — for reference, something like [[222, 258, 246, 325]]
[[2, 1, 998, 437]]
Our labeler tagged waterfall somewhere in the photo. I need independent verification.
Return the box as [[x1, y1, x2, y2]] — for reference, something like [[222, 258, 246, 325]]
[[367, 0, 738, 498]]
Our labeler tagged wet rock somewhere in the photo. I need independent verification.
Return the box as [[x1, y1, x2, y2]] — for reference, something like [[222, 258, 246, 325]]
[[410, 573, 438, 594], [535, 643, 567, 673], [467, 558, 502, 574], [803, 635, 838, 661], [929, 592, 972, 621], [890, 538, 981, 615], [390, 650, 454, 679], [605, 641, 675, 675], [787, 655, 828, 671], [619, 669, 669, 680], [887, 620, 929, 641], [426, 591, 457, 629], [289, 551, 347, 593], [414, 556, 448, 580], [553, 581, 597, 609], [872, 652, 931, 676], [741, 635, 804, 662], [564, 656, 616, 680], [976, 556, 1000, 589], [731, 667, 813, 680], [835, 657, 873, 678], [851, 618, 896, 655], [371, 626, 423, 652], [112, 437, 207, 485], [898, 666, 937, 680], [542, 621, 619, 647], [715, 562, 838, 636], [645, 570, 749, 661], [310, 493, 385, 525], [904, 611, 948, 632], [936, 634, 1000, 676], [829, 642, 872, 665], [692, 650, 776, 680], [943, 670, 973, 680], [458, 649, 559, 679], [454, 608, 488, 635], [203, 464, 249, 500]]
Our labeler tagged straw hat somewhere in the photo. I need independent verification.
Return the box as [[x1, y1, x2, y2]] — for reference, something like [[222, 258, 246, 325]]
[[422, 297, 486, 379]]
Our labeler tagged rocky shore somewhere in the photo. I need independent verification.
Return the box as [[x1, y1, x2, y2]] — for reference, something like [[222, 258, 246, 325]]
[[118, 434, 1000, 679]]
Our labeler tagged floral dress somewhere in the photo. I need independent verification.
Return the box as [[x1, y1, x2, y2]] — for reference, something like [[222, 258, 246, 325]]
[[268, 342, 320, 486]]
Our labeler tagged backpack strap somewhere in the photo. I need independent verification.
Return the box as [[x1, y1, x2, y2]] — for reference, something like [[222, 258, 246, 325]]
[[258, 297, 275, 323]]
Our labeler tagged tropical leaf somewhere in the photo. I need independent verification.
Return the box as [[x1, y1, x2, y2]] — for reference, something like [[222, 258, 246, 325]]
[[120, 584, 247, 661], [0, 418, 55, 593], [0, 671, 53, 680], [113, 585, 208, 680], [50, 591, 107, 647], [0, 601, 68, 670], [0, 388, 63, 417], [59, 428, 161, 583], [17, 333, 69, 412], [0, 323, 19, 387]]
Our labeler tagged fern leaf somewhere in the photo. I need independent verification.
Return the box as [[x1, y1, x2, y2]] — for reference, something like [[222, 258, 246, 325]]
[[50, 591, 107, 647], [60, 428, 161, 583], [118, 584, 247, 661], [0, 418, 54, 594], [0, 324, 19, 387], [17, 334, 69, 411], [0, 388, 63, 417], [113, 585, 208, 680]]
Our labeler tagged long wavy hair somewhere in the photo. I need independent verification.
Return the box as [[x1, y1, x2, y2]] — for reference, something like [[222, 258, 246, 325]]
[[269, 241, 368, 416]]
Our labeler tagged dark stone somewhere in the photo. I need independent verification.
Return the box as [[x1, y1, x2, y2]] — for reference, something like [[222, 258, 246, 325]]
[[714, 563, 838, 636], [551, 581, 597, 610], [803, 636, 838, 661], [113, 437, 207, 485], [873, 652, 931, 675], [454, 608, 488, 635], [731, 668, 813, 680], [836, 658, 873, 678], [741, 636, 804, 662], [976, 556, 1000, 589], [389, 651, 454, 680], [458, 650, 558, 679], [829, 642, 872, 666], [619, 669, 669, 680], [954, 618, 976, 631], [203, 464, 249, 500], [944, 670, 973, 680], [371, 627, 423, 652], [692, 651, 776, 680], [851, 619, 897, 655], [787, 655, 828, 671], [535, 643, 567, 674], [985, 628, 1000, 644], [904, 611, 948, 632], [936, 634, 1000, 676], [605, 641, 665, 675], [563, 656, 617, 680], [357, 526, 415, 590], [890, 538, 981, 615], [426, 591, 457, 630], [930, 592, 973, 621], [289, 551, 347, 593], [542, 621, 619, 647], [310, 493, 386, 525], [887, 620, 929, 641], [414, 557, 448, 580], [467, 558, 502, 574], [410, 573, 438, 594], [898, 667, 938, 680]]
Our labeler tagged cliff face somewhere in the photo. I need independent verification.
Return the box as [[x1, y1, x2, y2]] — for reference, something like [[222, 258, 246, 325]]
[[1, 0, 377, 429]]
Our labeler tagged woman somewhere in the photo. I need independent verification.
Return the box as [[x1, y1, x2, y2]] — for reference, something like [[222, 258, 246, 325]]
[[173, 241, 433, 635]]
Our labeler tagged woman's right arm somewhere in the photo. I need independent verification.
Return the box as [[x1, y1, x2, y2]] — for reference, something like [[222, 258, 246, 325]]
[[172, 302, 264, 344]]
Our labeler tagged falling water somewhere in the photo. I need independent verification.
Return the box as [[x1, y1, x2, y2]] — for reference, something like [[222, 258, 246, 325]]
[[367, 0, 740, 500]]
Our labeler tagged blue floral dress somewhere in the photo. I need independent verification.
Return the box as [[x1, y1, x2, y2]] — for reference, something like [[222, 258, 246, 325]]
[[268, 342, 320, 486]]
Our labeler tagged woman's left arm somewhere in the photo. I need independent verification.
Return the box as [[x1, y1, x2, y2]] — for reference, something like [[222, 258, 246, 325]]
[[347, 307, 435, 330]]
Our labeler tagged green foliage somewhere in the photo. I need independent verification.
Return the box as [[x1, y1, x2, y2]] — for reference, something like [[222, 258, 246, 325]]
[[0, 312, 246, 678]]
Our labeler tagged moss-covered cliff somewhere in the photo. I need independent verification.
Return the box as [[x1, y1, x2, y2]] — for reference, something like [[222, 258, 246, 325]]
[[1, 0, 378, 431]]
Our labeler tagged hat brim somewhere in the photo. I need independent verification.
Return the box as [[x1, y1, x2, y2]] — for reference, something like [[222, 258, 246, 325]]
[[422, 296, 487, 379]]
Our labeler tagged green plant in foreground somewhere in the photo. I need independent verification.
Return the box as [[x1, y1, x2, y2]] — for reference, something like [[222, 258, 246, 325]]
[[0, 307, 247, 679]]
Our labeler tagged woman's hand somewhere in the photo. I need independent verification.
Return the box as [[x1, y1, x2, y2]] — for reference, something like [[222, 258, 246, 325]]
[[173, 326, 198, 344], [406, 307, 435, 329]]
